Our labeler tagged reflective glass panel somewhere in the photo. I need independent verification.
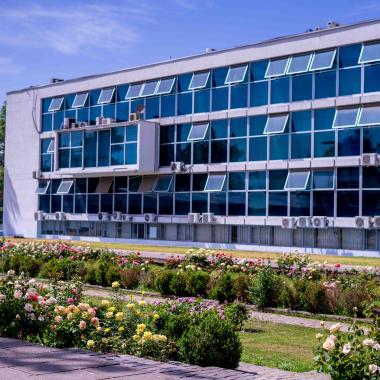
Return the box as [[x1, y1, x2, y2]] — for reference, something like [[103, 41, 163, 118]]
[[250, 81, 268, 106], [270, 134, 288, 160], [337, 167, 359, 188], [154, 176, 173, 192], [359, 42, 380, 64], [313, 171, 334, 189], [363, 167, 380, 188], [337, 191, 359, 217], [225, 65, 248, 84], [337, 129, 360, 156], [265, 58, 289, 77], [187, 123, 209, 141], [229, 172, 245, 190], [156, 78, 175, 95], [363, 191, 380, 216], [230, 138, 247, 162], [249, 171, 266, 190], [97, 88, 115, 104], [333, 108, 360, 128], [204, 174, 226, 191], [270, 77, 289, 104], [72, 93, 88, 108], [291, 133, 311, 159], [126, 84, 143, 99], [264, 114, 288, 134], [56, 180, 74, 194], [249, 137, 267, 161], [48, 97, 64, 112], [35, 181, 50, 195], [287, 54, 312, 74], [268, 192, 287, 216], [364, 64, 380, 93], [313, 191, 334, 216], [290, 192, 310, 216], [358, 106, 380, 126], [309, 50, 336, 71], [189, 72, 210, 89], [228, 192, 246, 216], [339, 67, 361, 96], [363, 127, 380, 153], [315, 70, 336, 99], [284, 171, 310, 190], [248, 192, 266, 216], [140, 81, 159, 97]]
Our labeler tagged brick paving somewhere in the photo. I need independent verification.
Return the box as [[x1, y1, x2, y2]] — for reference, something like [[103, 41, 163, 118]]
[[0, 337, 329, 379]]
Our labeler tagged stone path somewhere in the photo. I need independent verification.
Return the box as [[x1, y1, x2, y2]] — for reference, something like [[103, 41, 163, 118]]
[[0, 337, 329, 379]]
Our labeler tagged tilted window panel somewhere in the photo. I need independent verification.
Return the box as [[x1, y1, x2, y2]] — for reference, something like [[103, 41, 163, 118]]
[[357, 106, 380, 126], [156, 77, 175, 95], [333, 108, 361, 128], [265, 57, 289, 78], [140, 81, 159, 97], [189, 72, 210, 90], [48, 97, 64, 112], [263, 114, 289, 134], [187, 123, 209, 141], [72, 93, 88, 108], [309, 50, 336, 71], [46, 140, 55, 153], [225, 65, 248, 84], [35, 180, 50, 195], [126, 83, 144, 99], [154, 176, 173, 192], [204, 174, 226, 191], [97, 88, 115, 104], [284, 171, 310, 190], [56, 180, 74, 194], [287, 54, 312, 74], [359, 42, 380, 64]]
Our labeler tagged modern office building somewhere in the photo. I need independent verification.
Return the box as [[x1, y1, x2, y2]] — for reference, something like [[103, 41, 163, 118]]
[[4, 19, 380, 256]]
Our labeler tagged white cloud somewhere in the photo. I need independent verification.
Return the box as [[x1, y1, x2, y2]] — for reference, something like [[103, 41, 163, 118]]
[[0, 57, 24, 75], [0, 1, 154, 55]]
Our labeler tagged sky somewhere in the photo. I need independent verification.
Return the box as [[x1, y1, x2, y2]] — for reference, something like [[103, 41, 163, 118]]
[[1, 0, 380, 103]]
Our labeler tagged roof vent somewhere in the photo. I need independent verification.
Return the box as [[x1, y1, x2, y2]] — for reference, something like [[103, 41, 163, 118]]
[[50, 78, 64, 84], [205, 48, 216, 53], [327, 20, 340, 28]]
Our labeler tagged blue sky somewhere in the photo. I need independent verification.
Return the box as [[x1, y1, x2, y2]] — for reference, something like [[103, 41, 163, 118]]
[[1, 0, 380, 103]]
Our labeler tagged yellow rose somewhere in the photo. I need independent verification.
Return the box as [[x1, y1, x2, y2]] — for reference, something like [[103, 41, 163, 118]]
[[153, 313, 159, 320], [101, 338, 109, 344], [111, 281, 120, 288], [107, 306, 116, 313], [106, 312, 114, 319], [132, 334, 140, 341], [143, 331, 153, 340], [96, 326, 102, 332], [54, 315, 62, 324], [105, 327, 111, 333], [136, 323, 145, 334], [126, 303, 135, 309], [86, 340, 95, 349], [115, 312, 124, 321], [101, 300, 110, 307], [67, 312, 74, 321], [118, 326, 125, 333], [138, 301, 146, 306]]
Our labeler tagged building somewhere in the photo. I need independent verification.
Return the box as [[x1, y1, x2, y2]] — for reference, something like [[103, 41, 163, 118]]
[[4, 19, 380, 256]]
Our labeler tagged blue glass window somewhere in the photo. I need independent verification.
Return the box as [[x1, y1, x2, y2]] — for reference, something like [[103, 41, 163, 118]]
[[339, 67, 361, 96], [101, 194, 113, 213], [87, 194, 99, 214], [129, 194, 142, 214], [292, 74, 312, 101], [229, 172, 245, 190], [313, 191, 334, 216], [268, 192, 287, 216], [249, 115, 267, 135], [77, 108, 89, 124], [176, 143, 191, 164], [160, 145, 174, 166], [339, 44, 361, 67], [51, 195, 62, 213], [177, 123, 191, 142], [211, 140, 227, 163], [230, 138, 247, 162], [53, 111, 64, 130], [125, 144, 137, 165], [249, 172, 266, 190], [161, 95, 176, 117], [143, 193, 157, 214], [249, 136, 267, 161], [114, 194, 127, 213], [271, 77, 289, 104], [111, 144, 124, 165], [126, 125, 137, 142], [178, 74, 192, 92], [175, 193, 190, 215], [175, 174, 190, 192], [211, 119, 228, 139], [230, 117, 247, 137], [337, 129, 360, 156], [337, 167, 359, 188], [314, 108, 335, 130], [212, 67, 229, 87], [194, 89, 210, 113], [193, 141, 209, 164], [98, 130, 110, 166], [146, 97, 160, 119], [42, 113, 52, 132], [39, 195, 50, 213], [159, 194, 173, 215], [290, 192, 310, 216], [84, 131, 97, 167], [291, 111, 311, 132], [250, 81, 268, 107], [363, 167, 380, 188], [364, 64, 380, 94], [248, 192, 266, 216], [114, 177, 128, 193], [313, 171, 334, 189], [251, 60, 268, 81], [270, 134, 288, 160], [291, 133, 311, 159], [269, 170, 287, 190], [75, 195, 86, 213], [89, 106, 101, 126], [314, 131, 335, 158], [193, 174, 208, 191], [228, 192, 246, 216], [177, 93, 192, 115], [117, 85, 129, 102], [212, 87, 228, 111], [210, 192, 226, 215], [315, 70, 336, 99], [192, 193, 208, 213], [337, 191, 359, 217], [363, 127, 380, 153], [160, 125, 175, 144], [230, 84, 248, 109], [363, 191, 380, 216]]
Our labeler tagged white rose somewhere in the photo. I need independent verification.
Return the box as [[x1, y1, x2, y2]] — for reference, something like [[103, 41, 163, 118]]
[[342, 343, 351, 355], [363, 339, 376, 347], [322, 337, 335, 351], [329, 323, 342, 333], [369, 364, 378, 374]]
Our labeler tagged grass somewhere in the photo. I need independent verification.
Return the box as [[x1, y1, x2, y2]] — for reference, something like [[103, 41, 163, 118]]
[[240, 319, 319, 372], [5, 237, 380, 267]]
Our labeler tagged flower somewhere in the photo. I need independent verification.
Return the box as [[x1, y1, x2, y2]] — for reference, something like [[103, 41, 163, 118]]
[[136, 324, 145, 334], [132, 334, 140, 341], [101, 338, 109, 344], [90, 317, 99, 326], [111, 281, 120, 288], [138, 301, 146, 306], [322, 337, 335, 351], [373, 343, 380, 351], [143, 331, 153, 340], [101, 299, 110, 306], [342, 343, 351, 355], [14, 290, 23, 299], [79, 320, 87, 330], [118, 326, 125, 333], [315, 333, 323, 340], [67, 312, 74, 321], [126, 303, 135, 309], [107, 306, 116, 313], [329, 323, 342, 333], [105, 312, 114, 319], [54, 316, 62, 324], [24, 303, 34, 313], [363, 338, 377, 347], [86, 340, 95, 349], [153, 313, 160, 320], [115, 312, 124, 321], [369, 364, 378, 374]]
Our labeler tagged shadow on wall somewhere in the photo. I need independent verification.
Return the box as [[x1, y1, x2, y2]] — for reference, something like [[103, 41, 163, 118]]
[[3, 167, 20, 234]]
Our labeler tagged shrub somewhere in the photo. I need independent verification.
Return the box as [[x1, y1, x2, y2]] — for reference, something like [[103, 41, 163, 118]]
[[224, 302, 249, 331], [185, 270, 210, 296], [278, 276, 299, 309], [209, 272, 236, 302], [178, 311, 242, 368], [154, 269, 174, 295], [233, 273, 250, 301], [119, 268, 141, 289], [296, 279, 328, 314], [248, 266, 277, 309], [40, 258, 85, 281], [170, 271, 188, 296]]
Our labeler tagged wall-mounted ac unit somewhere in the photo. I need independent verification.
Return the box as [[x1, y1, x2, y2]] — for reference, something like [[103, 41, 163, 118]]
[[55, 212, 66, 221], [144, 213, 156, 223], [122, 214, 133, 222], [312, 216, 329, 228], [103, 118, 114, 125], [281, 217, 297, 229], [170, 161, 185, 173], [129, 113, 140, 122], [98, 212, 110, 221], [298, 216, 312, 228], [71, 122, 79, 128], [188, 213, 201, 224], [63, 117, 75, 129], [373, 216, 380, 229], [79, 122, 88, 128], [112, 211, 123, 221], [34, 211, 45, 221], [32, 170, 42, 179], [95, 116, 104, 126], [201, 213, 215, 224], [361, 153, 379, 167], [355, 216, 372, 229]]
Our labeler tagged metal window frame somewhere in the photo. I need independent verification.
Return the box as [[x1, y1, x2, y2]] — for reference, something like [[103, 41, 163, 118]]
[[125, 83, 144, 99], [72, 93, 88, 108], [155, 77, 176, 95], [224, 65, 248, 84], [263, 114, 289, 135], [153, 176, 173, 192], [187, 123, 209, 141], [284, 171, 310, 191], [188, 71, 210, 90], [140, 80, 160, 97], [309, 49, 336, 71], [97, 88, 115, 104], [48, 97, 64, 112], [332, 108, 361, 129], [358, 42, 380, 64], [204, 174, 226, 192], [35, 180, 51, 195], [56, 180, 74, 195], [312, 171, 335, 190], [357, 106, 380, 126], [264, 57, 290, 78], [286, 54, 313, 74], [46, 139, 55, 153]]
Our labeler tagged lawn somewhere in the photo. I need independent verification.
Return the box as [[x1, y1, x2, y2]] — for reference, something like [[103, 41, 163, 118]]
[[5, 237, 380, 267], [240, 319, 318, 372]]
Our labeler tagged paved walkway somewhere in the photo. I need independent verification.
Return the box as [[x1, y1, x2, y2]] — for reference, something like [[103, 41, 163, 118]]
[[0, 337, 329, 379]]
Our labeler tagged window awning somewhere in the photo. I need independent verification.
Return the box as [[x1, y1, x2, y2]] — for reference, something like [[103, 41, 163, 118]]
[[357, 106, 380, 126], [140, 81, 159, 97], [126, 83, 144, 99], [72, 93, 88, 108], [156, 77, 175, 95], [359, 42, 380, 64], [287, 54, 312, 74]]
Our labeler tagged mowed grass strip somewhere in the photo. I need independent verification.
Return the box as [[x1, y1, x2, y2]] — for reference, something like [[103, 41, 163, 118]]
[[6, 237, 380, 267], [240, 319, 319, 373]]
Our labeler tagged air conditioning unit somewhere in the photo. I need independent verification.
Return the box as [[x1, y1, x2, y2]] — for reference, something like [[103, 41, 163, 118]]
[[98, 212, 110, 221], [355, 216, 372, 229], [79, 122, 88, 128], [312, 216, 329, 228], [361, 153, 379, 167], [95, 116, 104, 126], [112, 211, 123, 221], [170, 161, 185, 173], [122, 214, 133, 222], [144, 213, 156, 223], [63, 117, 75, 129], [103, 118, 114, 125], [34, 211, 45, 221], [188, 213, 201, 224], [281, 217, 297, 229], [373, 216, 380, 229], [32, 170, 42, 179], [129, 113, 140, 122], [298, 217, 312, 228], [55, 212, 66, 221], [71, 122, 79, 128], [201, 213, 215, 224]]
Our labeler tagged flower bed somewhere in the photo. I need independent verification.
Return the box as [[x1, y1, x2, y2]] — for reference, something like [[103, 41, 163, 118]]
[[0, 242, 379, 317], [0, 273, 245, 368]]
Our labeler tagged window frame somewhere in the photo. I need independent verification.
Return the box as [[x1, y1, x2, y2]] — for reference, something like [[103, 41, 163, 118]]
[[309, 49, 336, 71], [35, 180, 51, 195], [72, 93, 88, 108], [125, 83, 144, 99], [313, 170, 335, 190], [286, 54, 313, 74], [153, 176, 173, 192], [265, 57, 290, 78], [155, 77, 176, 95], [56, 180, 74, 195], [46, 139, 55, 153], [187, 123, 209, 141], [284, 171, 310, 191], [97, 88, 115, 104], [332, 108, 361, 129], [48, 97, 64, 112], [263, 114, 289, 135], [225, 65, 248, 84], [358, 42, 380, 64], [188, 72, 210, 90], [357, 106, 380, 126], [204, 174, 226, 192], [140, 80, 160, 97]]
